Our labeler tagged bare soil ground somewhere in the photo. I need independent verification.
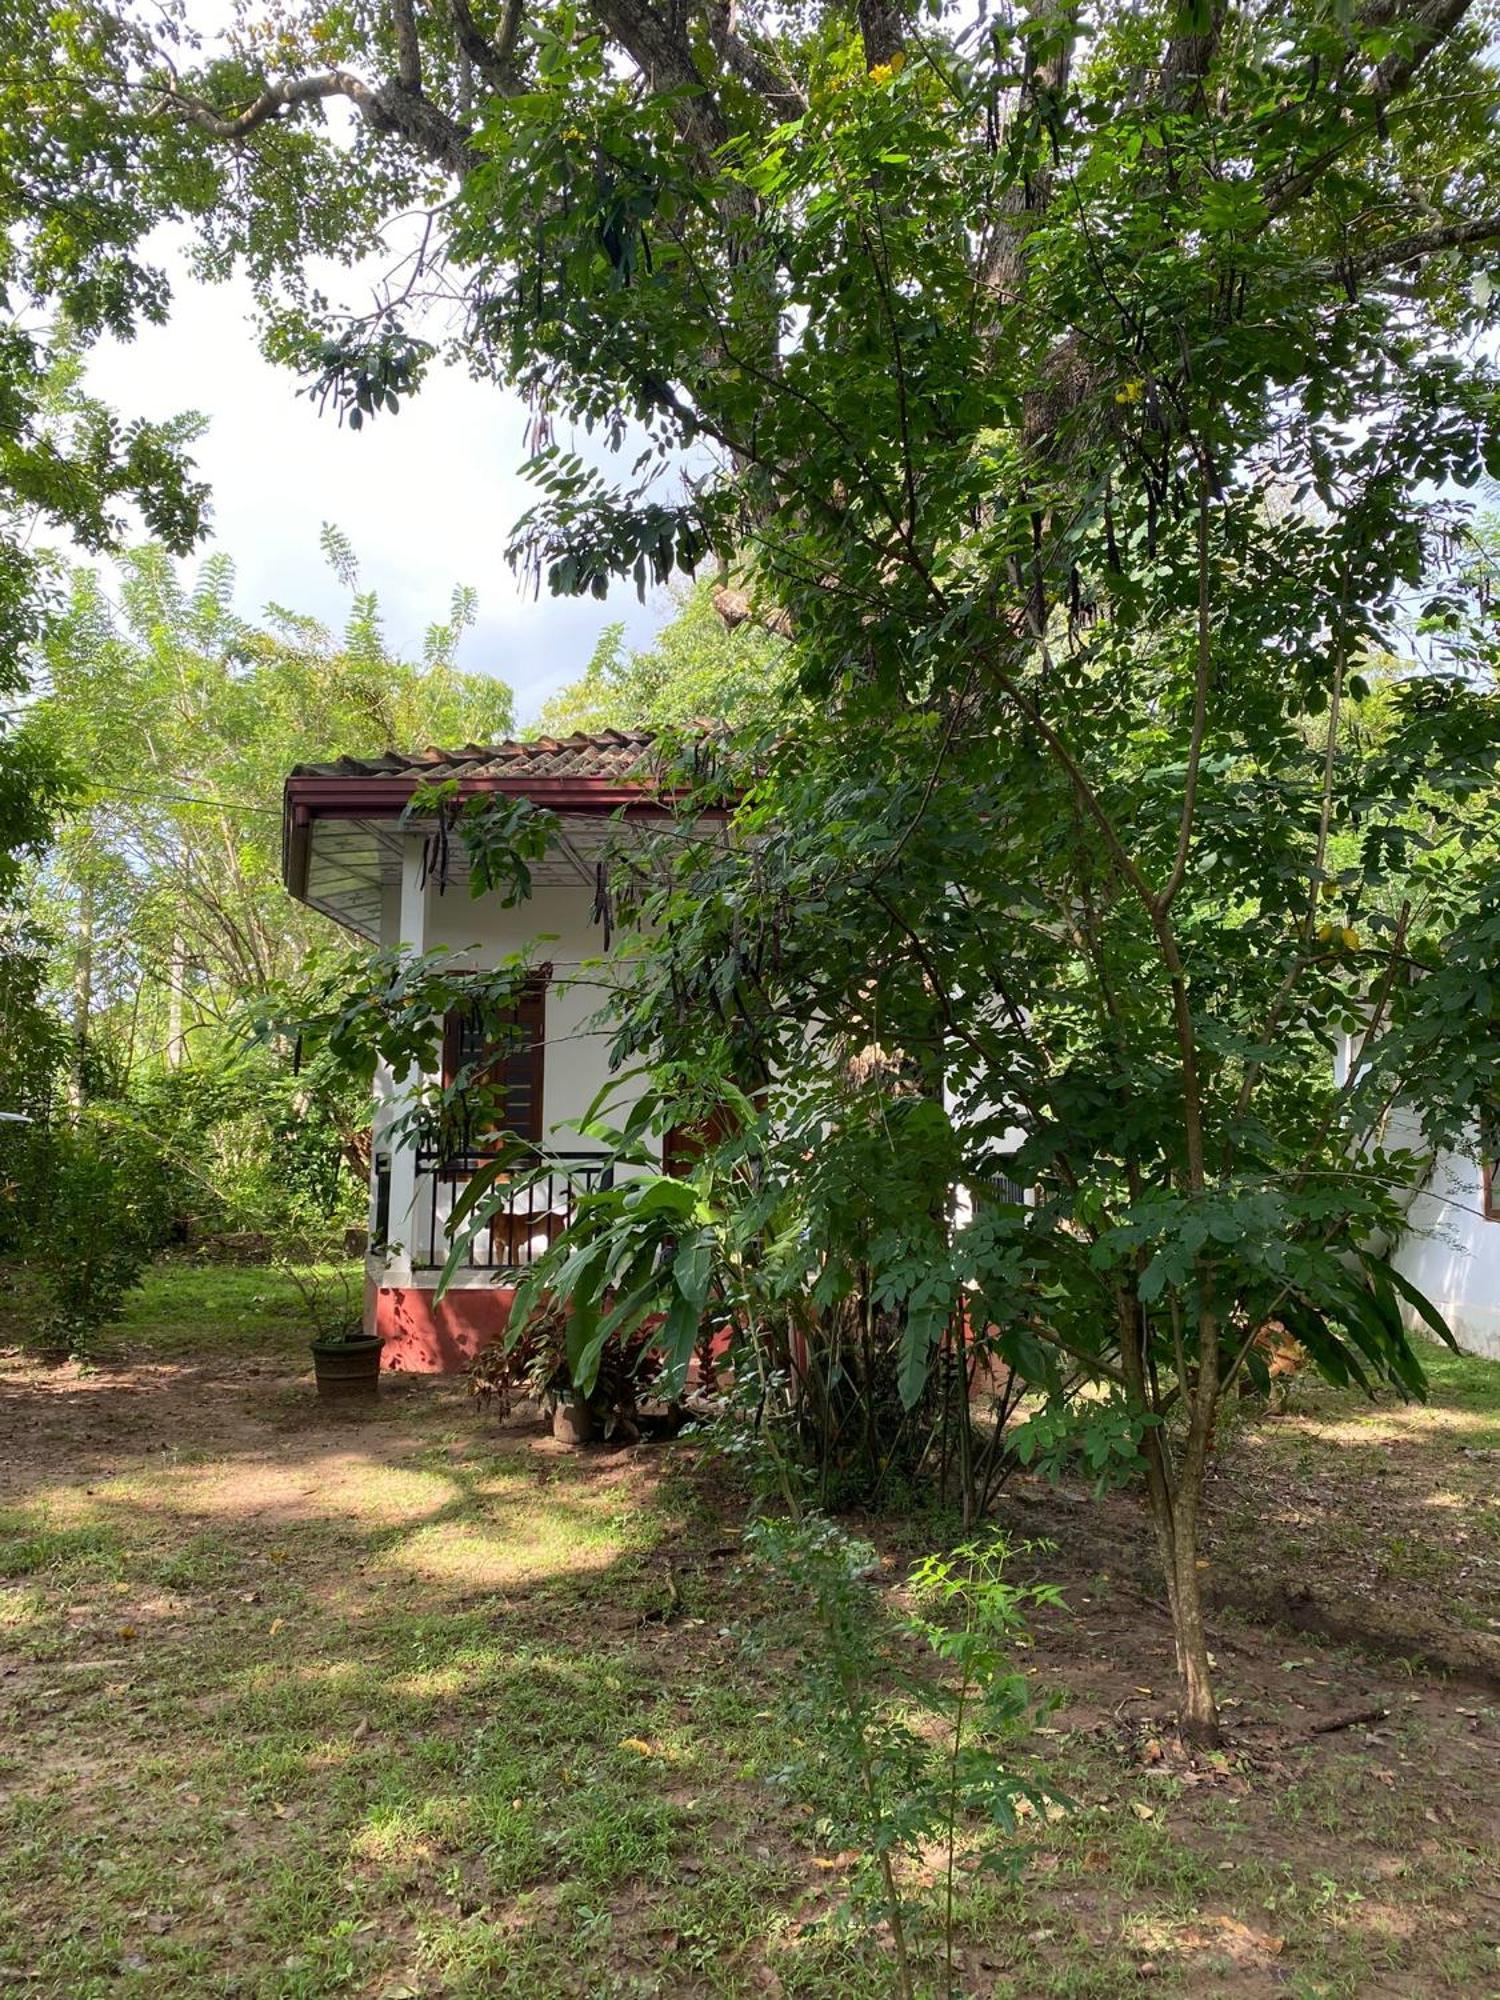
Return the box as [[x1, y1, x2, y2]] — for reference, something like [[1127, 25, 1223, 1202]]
[[1, 1266, 1498, 1998]]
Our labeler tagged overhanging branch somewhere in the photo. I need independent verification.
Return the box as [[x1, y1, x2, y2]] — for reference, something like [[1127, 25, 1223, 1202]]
[[447, 0, 526, 98], [1333, 213, 1500, 282], [152, 68, 478, 176]]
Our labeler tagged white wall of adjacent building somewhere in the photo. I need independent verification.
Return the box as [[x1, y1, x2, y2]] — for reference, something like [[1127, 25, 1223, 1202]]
[[1394, 1141, 1500, 1361]]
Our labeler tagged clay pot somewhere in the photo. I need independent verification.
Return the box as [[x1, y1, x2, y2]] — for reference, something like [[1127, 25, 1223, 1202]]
[[551, 1393, 597, 1445], [310, 1334, 384, 1401]]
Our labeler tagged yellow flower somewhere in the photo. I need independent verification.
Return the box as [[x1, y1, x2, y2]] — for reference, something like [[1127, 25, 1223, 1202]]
[[618, 1736, 655, 1757], [869, 61, 894, 83], [1114, 379, 1145, 405]]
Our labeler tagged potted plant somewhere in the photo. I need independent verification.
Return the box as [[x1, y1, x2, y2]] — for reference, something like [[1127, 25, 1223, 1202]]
[[469, 1299, 664, 1443], [284, 1257, 383, 1402]]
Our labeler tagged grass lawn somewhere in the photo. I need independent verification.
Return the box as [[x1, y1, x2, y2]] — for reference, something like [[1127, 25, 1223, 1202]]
[[1, 1262, 1498, 1997]]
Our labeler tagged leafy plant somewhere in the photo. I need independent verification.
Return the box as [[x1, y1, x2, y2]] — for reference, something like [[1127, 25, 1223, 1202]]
[[29, 1115, 164, 1356], [468, 1296, 663, 1436], [744, 1513, 1063, 1997]]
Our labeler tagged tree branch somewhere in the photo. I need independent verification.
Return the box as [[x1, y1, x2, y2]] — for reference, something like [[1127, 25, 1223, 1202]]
[[155, 70, 478, 176], [158, 71, 382, 142], [1155, 469, 1212, 918], [447, 0, 526, 98], [704, 0, 807, 116], [1335, 213, 1500, 282], [391, 0, 423, 89], [589, 0, 730, 163], [1368, 0, 1474, 97], [1269, 0, 1475, 213], [857, 0, 905, 69]]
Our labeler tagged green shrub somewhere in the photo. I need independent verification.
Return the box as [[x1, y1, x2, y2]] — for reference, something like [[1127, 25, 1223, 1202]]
[[130, 1046, 366, 1242], [30, 1117, 163, 1355]]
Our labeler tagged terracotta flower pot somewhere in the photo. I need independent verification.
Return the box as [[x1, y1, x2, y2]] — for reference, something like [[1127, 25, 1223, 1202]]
[[310, 1334, 384, 1401]]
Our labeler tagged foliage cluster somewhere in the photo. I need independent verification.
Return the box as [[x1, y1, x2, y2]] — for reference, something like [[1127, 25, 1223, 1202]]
[[537, 580, 789, 734], [10, 0, 1500, 1752], [4, 1111, 167, 1355], [28, 541, 512, 1048], [744, 1509, 1063, 1996]]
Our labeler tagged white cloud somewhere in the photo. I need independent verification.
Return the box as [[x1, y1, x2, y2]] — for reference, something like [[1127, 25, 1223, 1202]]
[[84, 259, 672, 727]]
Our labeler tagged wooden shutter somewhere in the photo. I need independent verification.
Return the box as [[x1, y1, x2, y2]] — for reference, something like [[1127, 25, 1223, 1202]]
[[664, 1093, 761, 1176], [441, 976, 547, 1151]]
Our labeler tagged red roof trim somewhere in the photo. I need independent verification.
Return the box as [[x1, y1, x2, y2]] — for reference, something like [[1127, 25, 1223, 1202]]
[[287, 772, 672, 812]]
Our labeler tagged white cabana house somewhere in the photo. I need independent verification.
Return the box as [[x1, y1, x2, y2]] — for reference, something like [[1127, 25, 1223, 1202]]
[[282, 730, 706, 1369], [282, 731, 1500, 1369]]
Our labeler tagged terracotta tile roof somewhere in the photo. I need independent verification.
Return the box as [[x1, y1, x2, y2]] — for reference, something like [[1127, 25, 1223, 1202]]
[[288, 729, 663, 785]]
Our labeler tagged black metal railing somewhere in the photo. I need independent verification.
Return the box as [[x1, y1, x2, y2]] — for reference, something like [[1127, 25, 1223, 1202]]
[[410, 1147, 613, 1272]]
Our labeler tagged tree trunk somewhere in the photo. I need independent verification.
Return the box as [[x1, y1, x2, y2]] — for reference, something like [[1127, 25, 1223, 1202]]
[[165, 925, 186, 1070], [1161, 1489, 1220, 1749], [69, 879, 94, 1106], [1140, 1421, 1222, 1750], [1126, 1289, 1223, 1751]]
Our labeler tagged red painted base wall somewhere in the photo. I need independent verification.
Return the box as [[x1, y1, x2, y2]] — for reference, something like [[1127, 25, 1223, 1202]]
[[368, 1278, 514, 1374]]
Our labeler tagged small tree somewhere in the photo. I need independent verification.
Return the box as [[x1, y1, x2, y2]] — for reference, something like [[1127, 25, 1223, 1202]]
[[28, 1114, 164, 1356]]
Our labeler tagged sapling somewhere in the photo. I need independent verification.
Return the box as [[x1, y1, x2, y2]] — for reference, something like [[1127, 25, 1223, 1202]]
[[744, 1513, 1064, 1996]]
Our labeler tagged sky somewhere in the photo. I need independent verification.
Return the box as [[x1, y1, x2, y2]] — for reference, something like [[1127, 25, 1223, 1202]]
[[83, 254, 673, 729]]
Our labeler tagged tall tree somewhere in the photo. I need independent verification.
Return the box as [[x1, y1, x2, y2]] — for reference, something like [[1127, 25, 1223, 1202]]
[[36, 0, 1500, 1741], [536, 581, 787, 732], [29, 541, 514, 1070], [1, 19, 212, 1099]]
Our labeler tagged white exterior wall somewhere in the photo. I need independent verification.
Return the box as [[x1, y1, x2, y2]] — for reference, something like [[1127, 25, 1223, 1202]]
[[372, 863, 654, 1285], [1393, 1144, 1500, 1360], [421, 879, 650, 1144]]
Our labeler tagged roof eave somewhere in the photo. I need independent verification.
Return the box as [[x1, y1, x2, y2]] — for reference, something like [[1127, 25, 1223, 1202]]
[[281, 770, 710, 906]]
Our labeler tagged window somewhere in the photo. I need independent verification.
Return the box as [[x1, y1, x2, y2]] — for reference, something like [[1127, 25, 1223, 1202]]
[[441, 977, 547, 1154]]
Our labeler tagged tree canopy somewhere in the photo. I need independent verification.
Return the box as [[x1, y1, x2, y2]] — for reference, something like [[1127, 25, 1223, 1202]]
[[13, 0, 1500, 1742], [537, 581, 786, 732], [27, 539, 514, 1066]]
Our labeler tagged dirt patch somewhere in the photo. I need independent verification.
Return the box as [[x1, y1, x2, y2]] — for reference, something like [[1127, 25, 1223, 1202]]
[[3, 1324, 1500, 1997]]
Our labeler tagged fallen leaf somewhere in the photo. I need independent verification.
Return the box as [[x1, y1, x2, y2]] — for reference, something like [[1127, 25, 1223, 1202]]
[[1211, 1915, 1283, 1955]]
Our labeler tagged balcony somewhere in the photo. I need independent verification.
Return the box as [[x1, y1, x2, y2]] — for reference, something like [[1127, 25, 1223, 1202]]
[[376, 1147, 614, 1273]]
